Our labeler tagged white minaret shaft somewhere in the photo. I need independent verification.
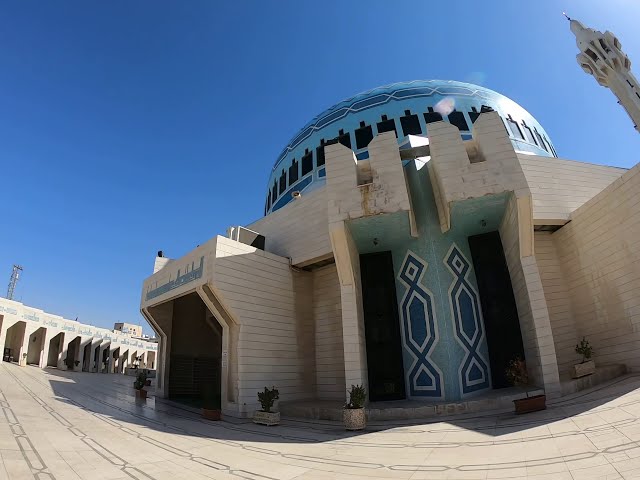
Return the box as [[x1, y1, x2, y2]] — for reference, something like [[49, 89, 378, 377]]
[[569, 18, 640, 133]]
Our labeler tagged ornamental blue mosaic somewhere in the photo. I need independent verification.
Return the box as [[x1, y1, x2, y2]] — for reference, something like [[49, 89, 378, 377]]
[[397, 250, 443, 398], [445, 244, 491, 395]]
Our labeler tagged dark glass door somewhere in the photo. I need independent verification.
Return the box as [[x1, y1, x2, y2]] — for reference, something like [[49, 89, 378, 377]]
[[468, 231, 525, 388], [360, 252, 406, 401]]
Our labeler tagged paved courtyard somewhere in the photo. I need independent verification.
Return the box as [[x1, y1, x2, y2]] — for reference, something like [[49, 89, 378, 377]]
[[3, 365, 640, 479]]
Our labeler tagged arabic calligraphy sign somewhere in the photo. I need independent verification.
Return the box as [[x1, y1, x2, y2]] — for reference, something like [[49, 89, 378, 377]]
[[145, 256, 205, 301]]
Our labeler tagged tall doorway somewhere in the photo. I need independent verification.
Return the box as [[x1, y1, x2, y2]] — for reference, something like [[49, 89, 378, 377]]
[[26, 327, 47, 366], [360, 252, 406, 401], [468, 231, 524, 388], [47, 333, 64, 367], [3, 322, 26, 363], [168, 293, 222, 408]]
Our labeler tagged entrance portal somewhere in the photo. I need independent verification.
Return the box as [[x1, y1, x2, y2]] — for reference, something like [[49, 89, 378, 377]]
[[82, 343, 92, 371], [47, 333, 64, 367], [101, 347, 110, 372], [168, 293, 222, 408], [111, 348, 120, 373], [65, 336, 81, 370], [26, 327, 47, 366], [468, 231, 525, 388], [3, 322, 26, 363], [147, 351, 156, 369], [360, 252, 406, 401]]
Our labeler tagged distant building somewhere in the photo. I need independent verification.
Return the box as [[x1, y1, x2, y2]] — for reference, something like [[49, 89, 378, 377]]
[[113, 322, 143, 338], [0, 298, 158, 372]]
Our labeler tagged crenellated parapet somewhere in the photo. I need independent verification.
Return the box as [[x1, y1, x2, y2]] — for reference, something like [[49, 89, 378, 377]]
[[427, 111, 533, 256], [324, 131, 413, 225]]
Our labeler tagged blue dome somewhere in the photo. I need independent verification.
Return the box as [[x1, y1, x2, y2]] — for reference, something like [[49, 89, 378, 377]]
[[265, 80, 556, 215]]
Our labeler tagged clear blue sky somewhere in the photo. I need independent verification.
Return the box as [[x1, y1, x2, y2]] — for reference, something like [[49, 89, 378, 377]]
[[0, 0, 638, 333]]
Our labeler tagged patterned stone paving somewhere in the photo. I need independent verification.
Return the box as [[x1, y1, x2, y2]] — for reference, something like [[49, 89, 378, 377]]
[[2, 363, 640, 479]]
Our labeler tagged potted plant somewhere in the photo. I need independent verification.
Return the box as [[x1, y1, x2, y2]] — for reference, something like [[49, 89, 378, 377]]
[[134, 371, 148, 400], [201, 382, 221, 421], [253, 386, 280, 426], [343, 384, 366, 430], [506, 357, 546, 414], [21, 352, 27, 367], [573, 337, 595, 378]]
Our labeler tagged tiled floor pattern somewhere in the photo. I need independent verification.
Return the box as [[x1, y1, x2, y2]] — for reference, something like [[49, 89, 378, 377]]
[[2, 364, 640, 479]]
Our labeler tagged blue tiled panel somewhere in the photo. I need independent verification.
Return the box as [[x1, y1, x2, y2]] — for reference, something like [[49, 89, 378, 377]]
[[397, 251, 444, 398], [445, 245, 491, 395]]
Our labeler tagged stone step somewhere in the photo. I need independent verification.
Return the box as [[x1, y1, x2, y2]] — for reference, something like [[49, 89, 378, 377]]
[[280, 386, 545, 422], [560, 363, 627, 396]]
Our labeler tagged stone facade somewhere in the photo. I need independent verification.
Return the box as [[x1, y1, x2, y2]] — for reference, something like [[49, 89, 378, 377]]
[[0, 298, 157, 373], [140, 81, 638, 418]]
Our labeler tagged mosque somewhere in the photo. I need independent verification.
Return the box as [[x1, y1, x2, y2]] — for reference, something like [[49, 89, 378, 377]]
[[140, 19, 640, 418]]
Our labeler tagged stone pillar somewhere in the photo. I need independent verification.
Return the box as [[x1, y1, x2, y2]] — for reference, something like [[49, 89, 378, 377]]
[[98, 343, 110, 373], [58, 335, 70, 370], [40, 329, 51, 368], [0, 319, 8, 364], [106, 347, 114, 373], [76, 337, 91, 372], [324, 142, 369, 401], [18, 326, 32, 366]]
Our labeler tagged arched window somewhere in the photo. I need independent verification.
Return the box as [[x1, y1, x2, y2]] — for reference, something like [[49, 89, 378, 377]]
[[521, 120, 537, 145], [400, 110, 422, 136], [424, 106, 443, 124], [355, 121, 373, 149], [377, 115, 398, 137], [533, 127, 548, 152], [338, 129, 351, 149], [316, 139, 326, 167], [301, 149, 313, 176], [448, 110, 469, 131], [506, 115, 524, 140], [279, 170, 287, 194], [289, 158, 299, 184], [468, 106, 481, 124]]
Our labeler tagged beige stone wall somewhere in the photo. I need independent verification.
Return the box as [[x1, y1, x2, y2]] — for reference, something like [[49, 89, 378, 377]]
[[548, 164, 640, 371], [500, 195, 561, 397], [246, 187, 331, 267], [519, 154, 626, 224], [212, 236, 315, 414], [312, 264, 345, 400], [534, 232, 578, 376]]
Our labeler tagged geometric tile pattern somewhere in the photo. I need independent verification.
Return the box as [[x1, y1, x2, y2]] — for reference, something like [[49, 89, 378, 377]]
[[397, 250, 444, 398], [445, 244, 491, 395]]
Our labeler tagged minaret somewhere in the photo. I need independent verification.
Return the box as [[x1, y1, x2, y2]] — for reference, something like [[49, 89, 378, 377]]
[[567, 15, 640, 133]]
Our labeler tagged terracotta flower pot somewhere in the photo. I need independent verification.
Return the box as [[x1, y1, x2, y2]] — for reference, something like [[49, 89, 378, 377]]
[[343, 408, 366, 430], [513, 394, 546, 414], [135, 389, 148, 400], [572, 360, 595, 379], [253, 410, 280, 426], [202, 408, 221, 421]]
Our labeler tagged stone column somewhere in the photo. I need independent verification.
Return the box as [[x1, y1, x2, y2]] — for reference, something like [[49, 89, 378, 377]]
[[18, 326, 32, 366], [0, 319, 8, 364], [40, 329, 51, 368]]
